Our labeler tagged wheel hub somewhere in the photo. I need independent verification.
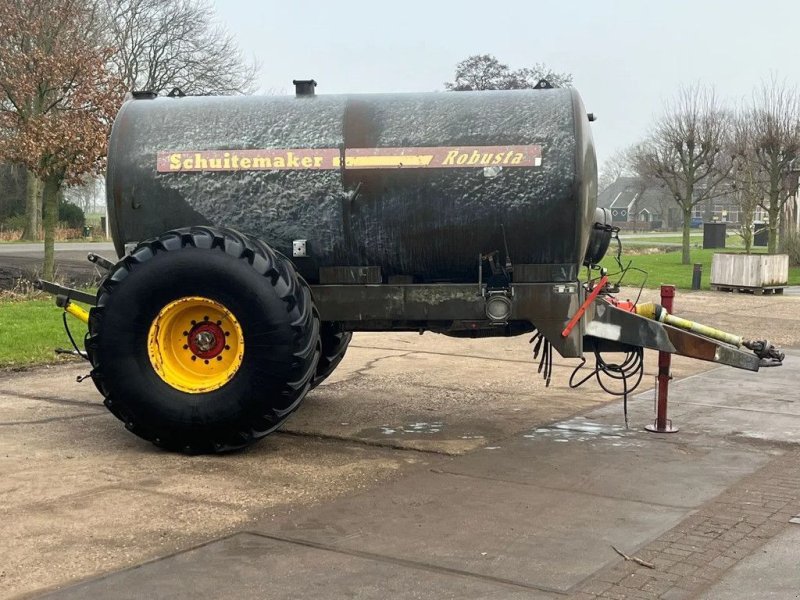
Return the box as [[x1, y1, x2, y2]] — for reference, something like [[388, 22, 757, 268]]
[[188, 322, 225, 359], [194, 331, 216, 352], [147, 296, 244, 394]]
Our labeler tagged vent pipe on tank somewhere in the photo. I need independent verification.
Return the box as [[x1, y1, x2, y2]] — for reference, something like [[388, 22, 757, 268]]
[[293, 79, 317, 96]]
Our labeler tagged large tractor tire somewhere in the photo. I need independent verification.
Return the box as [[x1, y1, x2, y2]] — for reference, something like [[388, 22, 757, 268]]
[[86, 226, 320, 453], [310, 323, 352, 390]]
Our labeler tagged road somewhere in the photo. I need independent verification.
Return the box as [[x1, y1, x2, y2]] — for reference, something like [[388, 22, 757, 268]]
[[0, 242, 115, 289], [0, 242, 115, 254]]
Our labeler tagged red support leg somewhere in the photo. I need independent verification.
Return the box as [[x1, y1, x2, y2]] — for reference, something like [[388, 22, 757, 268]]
[[645, 284, 679, 433]]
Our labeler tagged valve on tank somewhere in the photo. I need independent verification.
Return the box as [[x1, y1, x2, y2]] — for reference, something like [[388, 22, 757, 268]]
[[478, 248, 514, 325]]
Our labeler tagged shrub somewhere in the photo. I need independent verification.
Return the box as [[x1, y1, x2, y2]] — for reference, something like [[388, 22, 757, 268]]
[[1, 213, 28, 231], [58, 200, 85, 228]]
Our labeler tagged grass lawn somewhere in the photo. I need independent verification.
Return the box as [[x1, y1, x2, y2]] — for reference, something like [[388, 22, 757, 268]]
[[621, 233, 747, 248], [598, 247, 800, 291], [0, 298, 83, 368]]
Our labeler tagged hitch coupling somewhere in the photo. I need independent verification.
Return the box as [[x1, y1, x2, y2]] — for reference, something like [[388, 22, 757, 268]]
[[634, 302, 783, 367]]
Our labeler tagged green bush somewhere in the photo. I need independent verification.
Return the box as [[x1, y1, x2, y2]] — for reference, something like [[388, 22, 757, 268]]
[[58, 200, 85, 228], [1, 213, 28, 230]]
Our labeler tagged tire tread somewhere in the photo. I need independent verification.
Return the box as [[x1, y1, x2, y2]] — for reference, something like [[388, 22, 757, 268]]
[[86, 226, 319, 454]]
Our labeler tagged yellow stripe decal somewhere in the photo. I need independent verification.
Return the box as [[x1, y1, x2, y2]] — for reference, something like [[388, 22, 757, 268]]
[[157, 145, 543, 173]]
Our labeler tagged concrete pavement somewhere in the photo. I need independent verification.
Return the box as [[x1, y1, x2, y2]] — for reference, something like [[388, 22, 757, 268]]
[[2, 289, 799, 599], [0, 332, 640, 598], [34, 350, 800, 600]]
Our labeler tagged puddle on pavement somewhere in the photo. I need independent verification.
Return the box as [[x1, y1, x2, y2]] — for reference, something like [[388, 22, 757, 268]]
[[354, 420, 494, 448], [522, 416, 643, 447], [734, 429, 800, 444], [378, 421, 444, 435]]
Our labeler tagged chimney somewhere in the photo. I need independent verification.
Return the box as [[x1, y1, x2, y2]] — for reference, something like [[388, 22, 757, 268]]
[[293, 79, 317, 97]]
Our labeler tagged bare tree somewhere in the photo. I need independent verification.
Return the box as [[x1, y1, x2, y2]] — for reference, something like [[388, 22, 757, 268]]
[[64, 175, 103, 214], [729, 113, 763, 254], [445, 54, 572, 91], [504, 64, 573, 89], [737, 77, 800, 254], [632, 85, 732, 264], [598, 147, 635, 191], [103, 0, 258, 95]]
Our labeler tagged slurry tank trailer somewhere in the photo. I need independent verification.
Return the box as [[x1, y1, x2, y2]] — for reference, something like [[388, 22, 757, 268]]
[[39, 80, 783, 453]]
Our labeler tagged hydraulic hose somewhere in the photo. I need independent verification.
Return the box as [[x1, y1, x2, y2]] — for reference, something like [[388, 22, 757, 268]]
[[634, 302, 743, 347]]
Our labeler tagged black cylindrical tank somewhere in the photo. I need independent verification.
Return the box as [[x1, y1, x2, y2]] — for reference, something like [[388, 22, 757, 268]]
[[106, 88, 597, 283]]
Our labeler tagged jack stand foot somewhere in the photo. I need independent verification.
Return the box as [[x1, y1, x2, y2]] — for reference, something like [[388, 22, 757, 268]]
[[645, 420, 679, 433]]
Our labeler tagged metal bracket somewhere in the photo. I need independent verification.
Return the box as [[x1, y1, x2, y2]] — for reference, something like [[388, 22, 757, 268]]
[[34, 280, 97, 306], [292, 240, 308, 258], [87, 253, 114, 271]]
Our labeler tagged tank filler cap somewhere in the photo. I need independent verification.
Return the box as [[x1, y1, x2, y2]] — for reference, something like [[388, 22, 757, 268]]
[[293, 79, 317, 96], [131, 90, 157, 100]]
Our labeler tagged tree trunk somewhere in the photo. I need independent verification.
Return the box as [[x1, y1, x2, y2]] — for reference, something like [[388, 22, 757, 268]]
[[778, 208, 787, 254], [742, 224, 752, 255], [681, 208, 692, 265], [767, 207, 779, 255], [20, 170, 42, 241], [42, 176, 60, 280]]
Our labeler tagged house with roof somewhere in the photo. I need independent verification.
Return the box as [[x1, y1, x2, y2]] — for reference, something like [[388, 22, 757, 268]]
[[598, 176, 748, 230], [597, 176, 675, 229]]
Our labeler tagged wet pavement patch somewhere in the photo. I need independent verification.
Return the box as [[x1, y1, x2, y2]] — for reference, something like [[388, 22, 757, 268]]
[[378, 421, 445, 435], [521, 416, 643, 447]]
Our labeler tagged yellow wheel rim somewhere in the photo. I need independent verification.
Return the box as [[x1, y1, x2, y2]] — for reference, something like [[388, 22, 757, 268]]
[[147, 296, 244, 394]]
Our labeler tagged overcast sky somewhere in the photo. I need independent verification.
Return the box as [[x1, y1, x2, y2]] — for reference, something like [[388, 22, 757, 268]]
[[212, 0, 800, 167]]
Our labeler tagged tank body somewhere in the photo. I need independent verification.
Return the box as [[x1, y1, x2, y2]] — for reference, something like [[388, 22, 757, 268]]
[[106, 88, 597, 284]]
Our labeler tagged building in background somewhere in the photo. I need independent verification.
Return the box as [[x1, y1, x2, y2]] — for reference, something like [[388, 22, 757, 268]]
[[598, 176, 747, 230]]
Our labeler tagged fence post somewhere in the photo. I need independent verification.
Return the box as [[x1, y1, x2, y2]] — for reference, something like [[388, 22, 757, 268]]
[[692, 264, 702, 290]]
